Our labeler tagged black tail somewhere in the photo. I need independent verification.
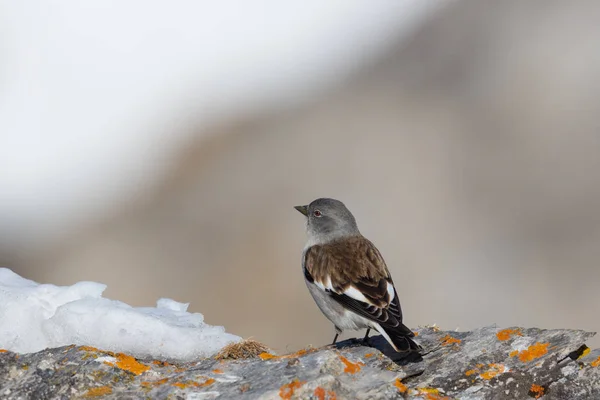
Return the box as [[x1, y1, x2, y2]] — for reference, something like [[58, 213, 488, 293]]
[[385, 326, 422, 352]]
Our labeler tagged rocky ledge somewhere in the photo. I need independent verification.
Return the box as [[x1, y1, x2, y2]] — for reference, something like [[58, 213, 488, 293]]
[[1, 326, 599, 399]]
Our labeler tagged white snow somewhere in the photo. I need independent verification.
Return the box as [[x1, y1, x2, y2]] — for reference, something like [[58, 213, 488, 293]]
[[0, 268, 240, 361]]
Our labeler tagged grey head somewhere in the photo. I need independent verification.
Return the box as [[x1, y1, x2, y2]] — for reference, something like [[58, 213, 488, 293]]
[[294, 198, 360, 245]]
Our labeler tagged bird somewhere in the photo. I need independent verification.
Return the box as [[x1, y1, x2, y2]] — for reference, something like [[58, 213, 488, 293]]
[[295, 198, 420, 352]]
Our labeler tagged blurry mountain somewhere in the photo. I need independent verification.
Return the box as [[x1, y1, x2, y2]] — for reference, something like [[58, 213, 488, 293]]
[[14, 0, 600, 351]]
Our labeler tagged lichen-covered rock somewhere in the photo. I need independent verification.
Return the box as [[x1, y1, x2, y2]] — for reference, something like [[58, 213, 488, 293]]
[[0, 326, 598, 399]]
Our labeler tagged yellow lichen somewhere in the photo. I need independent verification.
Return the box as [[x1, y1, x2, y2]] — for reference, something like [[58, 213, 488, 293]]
[[465, 369, 477, 376], [279, 379, 305, 399], [84, 386, 112, 397], [516, 343, 549, 362], [509, 350, 519, 357], [496, 328, 522, 341], [339, 355, 364, 374]]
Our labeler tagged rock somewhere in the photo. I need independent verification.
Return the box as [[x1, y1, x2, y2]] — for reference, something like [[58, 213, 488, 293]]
[[0, 326, 599, 399]]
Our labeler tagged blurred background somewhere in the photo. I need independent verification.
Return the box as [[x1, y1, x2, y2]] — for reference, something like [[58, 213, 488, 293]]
[[2, 0, 600, 352]]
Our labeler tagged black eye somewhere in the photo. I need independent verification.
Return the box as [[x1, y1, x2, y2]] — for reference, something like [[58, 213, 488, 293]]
[[313, 210, 322, 217]]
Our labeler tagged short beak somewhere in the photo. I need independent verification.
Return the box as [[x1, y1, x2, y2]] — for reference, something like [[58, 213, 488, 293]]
[[294, 205, 308, 216]]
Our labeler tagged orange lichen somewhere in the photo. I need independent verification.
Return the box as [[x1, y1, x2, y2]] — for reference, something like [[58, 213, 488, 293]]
[[480, 364, 505, 380], [476, 363, 484, 368], [440, 335, 461, 346], [314, 387, 326, 400], [212, 369, 224, 374], [509, 350, 519, 357], [0, 349, 7, 353], [590, 356, 600, 367], [141, 378, 169, 388], [259, 348, 309, 361], [530, 384, 545, 399], [364, 353, 374, 358], [279, 379, 305, 399], [516, 343, 549, 362], [339, 355, 364, 374], [79, 346, 101, 352], [417, 388, 451, 400], [395, 378, 408, 393], [313, 386, 337, 400], [171, 379, 214, 389], [172, 382, 191, 389], [425, 394, 451, 400], [104, 353, 150, 375], [152, 360, 172, 367], [465, 369, 477, 376], [292, 349, 307, 357], [496, 328, 522, 341], [84, 386, 112, 397], [201, 378, 216, 387]]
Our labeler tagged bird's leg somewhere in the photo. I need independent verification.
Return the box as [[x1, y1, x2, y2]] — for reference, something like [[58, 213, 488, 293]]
[[331, 326, 342, 346], [331, 333, 339, 346], [362, 328, 371, 345]]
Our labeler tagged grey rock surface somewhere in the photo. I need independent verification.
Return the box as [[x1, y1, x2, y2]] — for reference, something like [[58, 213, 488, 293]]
[[1, 326, 598, 399]]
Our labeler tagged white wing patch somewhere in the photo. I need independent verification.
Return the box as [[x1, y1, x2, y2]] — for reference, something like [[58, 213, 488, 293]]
[[387, 282, 395, 302], [343, 286, 372, 304], [313, 275, 334, 291], [340, 282, 395, 306]]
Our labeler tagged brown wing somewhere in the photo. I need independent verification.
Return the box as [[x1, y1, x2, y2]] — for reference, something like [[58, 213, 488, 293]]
[[304, 236, 411, 335]]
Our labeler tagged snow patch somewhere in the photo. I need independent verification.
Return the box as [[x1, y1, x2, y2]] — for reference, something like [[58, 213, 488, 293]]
[[0, 268, 240, 361]]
